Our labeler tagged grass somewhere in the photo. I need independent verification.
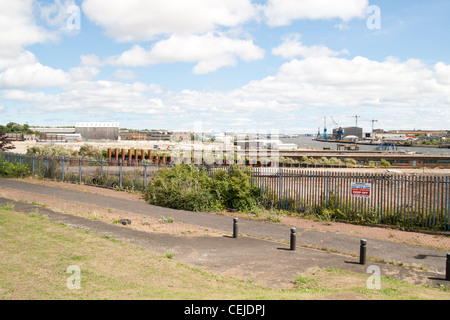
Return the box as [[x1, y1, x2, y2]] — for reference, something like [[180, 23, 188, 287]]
[[159, 216, 174, 224], [0, 208, 449, 300]]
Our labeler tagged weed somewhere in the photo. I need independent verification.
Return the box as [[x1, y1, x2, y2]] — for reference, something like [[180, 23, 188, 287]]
[[165, 249, 176, 259], [266, 215, 281, 223], [1, 203, 14, 211], [159, 216, 174, 224], [31, 201, 48, 207]]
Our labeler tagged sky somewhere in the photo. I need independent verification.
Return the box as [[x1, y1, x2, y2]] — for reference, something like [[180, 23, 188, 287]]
[[0, 0, 450, 134]]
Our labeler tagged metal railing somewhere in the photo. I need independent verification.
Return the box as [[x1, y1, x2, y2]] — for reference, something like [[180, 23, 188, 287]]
[[2, 152, 449, 231]]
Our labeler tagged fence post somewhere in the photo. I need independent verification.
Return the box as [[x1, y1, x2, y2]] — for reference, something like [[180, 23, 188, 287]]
[[61, 156, 64, 181], [380, 175, 384, 223], [446, 176, 449, 231], [119, 158, 123, 188], [32, 155, 35, 175], [144, 163, 147, 190], [46, 156, 49, 177], [278, 169, 283, 208], [78, 158, 81, 183], [100, 158, 104, 181]]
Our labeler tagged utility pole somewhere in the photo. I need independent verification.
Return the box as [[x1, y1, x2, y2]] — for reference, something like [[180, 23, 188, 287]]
[[354, 115, 360, 137], [371, 119, 378, 137]]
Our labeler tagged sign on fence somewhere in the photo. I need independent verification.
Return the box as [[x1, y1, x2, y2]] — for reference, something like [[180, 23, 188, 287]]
[[351, 182, 371, 198]]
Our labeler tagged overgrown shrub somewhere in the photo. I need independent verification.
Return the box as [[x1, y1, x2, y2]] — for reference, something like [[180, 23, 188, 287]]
[[0, 158, 32, 178], [27, 144, 76, 157], [78, 144, 103, 159], [380, 159, 391, 167], [145, 164, 261, 212], [26, 143, 105, 159]]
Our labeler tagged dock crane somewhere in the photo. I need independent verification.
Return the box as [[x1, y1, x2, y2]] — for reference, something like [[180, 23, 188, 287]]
[[330, 116, 339, 128], [330, 116, 343, 140]]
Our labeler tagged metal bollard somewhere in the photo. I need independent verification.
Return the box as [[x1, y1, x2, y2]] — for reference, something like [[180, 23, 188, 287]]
[[446, 253, 450, 281], [233, 218, 238, 238], [360, 239, 367, 265], [290, 228, 296, 251]]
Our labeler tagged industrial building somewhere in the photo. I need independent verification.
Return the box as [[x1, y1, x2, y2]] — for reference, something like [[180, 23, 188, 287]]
[[332, 127, 363, 139], [75, 122, 120, 141]]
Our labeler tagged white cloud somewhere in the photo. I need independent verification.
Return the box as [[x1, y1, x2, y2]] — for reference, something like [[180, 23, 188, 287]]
[[263, 0, 369, 26], [4, 80, 168, 116], [0, 50, 38, 71], [0, 0, 54, 56], [80, 54, 104, 67], [109, 33, 265, 74], [0, 0, 69, 89], [113, 69, 140, 81], [68, 66, 100, 82], [0, 62, 70, 89], [272, 34, 348, 59], [156, 56, 450, 130], [82, 0, 258, 42], [4, 54, 450, 131]]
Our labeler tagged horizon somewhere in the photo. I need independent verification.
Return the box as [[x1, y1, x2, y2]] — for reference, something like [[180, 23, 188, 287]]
[[2, 121, 449, 136]]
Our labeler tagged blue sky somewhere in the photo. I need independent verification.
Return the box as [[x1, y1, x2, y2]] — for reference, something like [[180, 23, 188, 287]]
[[1, 0, 450, 134]]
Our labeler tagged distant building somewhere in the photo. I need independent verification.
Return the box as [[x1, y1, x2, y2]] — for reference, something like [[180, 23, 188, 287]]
[[235, 139, 297, 150], [75, 122, 120, 141], [332, 127, 363, 139], [387, 130, 447, 137]]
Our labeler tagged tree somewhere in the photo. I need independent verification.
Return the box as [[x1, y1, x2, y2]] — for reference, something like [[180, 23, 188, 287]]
[[0, 131, 15, 151]]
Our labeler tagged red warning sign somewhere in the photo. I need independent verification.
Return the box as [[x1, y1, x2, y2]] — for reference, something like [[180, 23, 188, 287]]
[[351, 182, 371, 198]]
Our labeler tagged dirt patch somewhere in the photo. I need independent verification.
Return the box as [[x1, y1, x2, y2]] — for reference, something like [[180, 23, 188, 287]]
[[14, 177, 145, 202], [0, 187, 222, 238]]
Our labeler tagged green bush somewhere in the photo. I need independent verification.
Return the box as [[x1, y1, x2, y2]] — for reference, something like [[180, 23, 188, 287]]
[[78, 144, 103, 159], [380, 159, 391, 167], [26, 144, 75, 157], [145, 164, 261, 212], [26, 143, 106, 159], [0, 158, 32, 178]]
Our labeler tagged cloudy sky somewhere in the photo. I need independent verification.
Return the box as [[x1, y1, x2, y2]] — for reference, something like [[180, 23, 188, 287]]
[[1, 0, 450, 133]]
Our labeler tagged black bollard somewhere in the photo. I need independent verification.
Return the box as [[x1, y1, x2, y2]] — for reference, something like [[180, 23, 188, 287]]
[[233, 218, 238, 238], [446, 253, 450, 281], [290, 228, 296, 251], [360, 239, 367, 265]]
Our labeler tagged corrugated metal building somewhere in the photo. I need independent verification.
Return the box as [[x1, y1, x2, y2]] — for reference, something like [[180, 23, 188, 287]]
[[75, 122, 120, 141]]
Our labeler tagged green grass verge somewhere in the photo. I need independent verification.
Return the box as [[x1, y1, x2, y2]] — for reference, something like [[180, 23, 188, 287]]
[[0, 208, 448, 300]]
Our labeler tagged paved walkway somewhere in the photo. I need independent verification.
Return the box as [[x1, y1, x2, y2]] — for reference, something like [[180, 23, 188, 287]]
[[0, 178, 449, 289]]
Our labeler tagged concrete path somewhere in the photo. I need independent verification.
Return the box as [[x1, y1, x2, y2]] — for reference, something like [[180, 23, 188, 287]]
[[0, 178, 449, 289]]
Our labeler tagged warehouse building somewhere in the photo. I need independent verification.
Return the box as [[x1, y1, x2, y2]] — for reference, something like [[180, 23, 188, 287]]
[[75, 122, 120, 141], [332, 127, 363, 139]]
